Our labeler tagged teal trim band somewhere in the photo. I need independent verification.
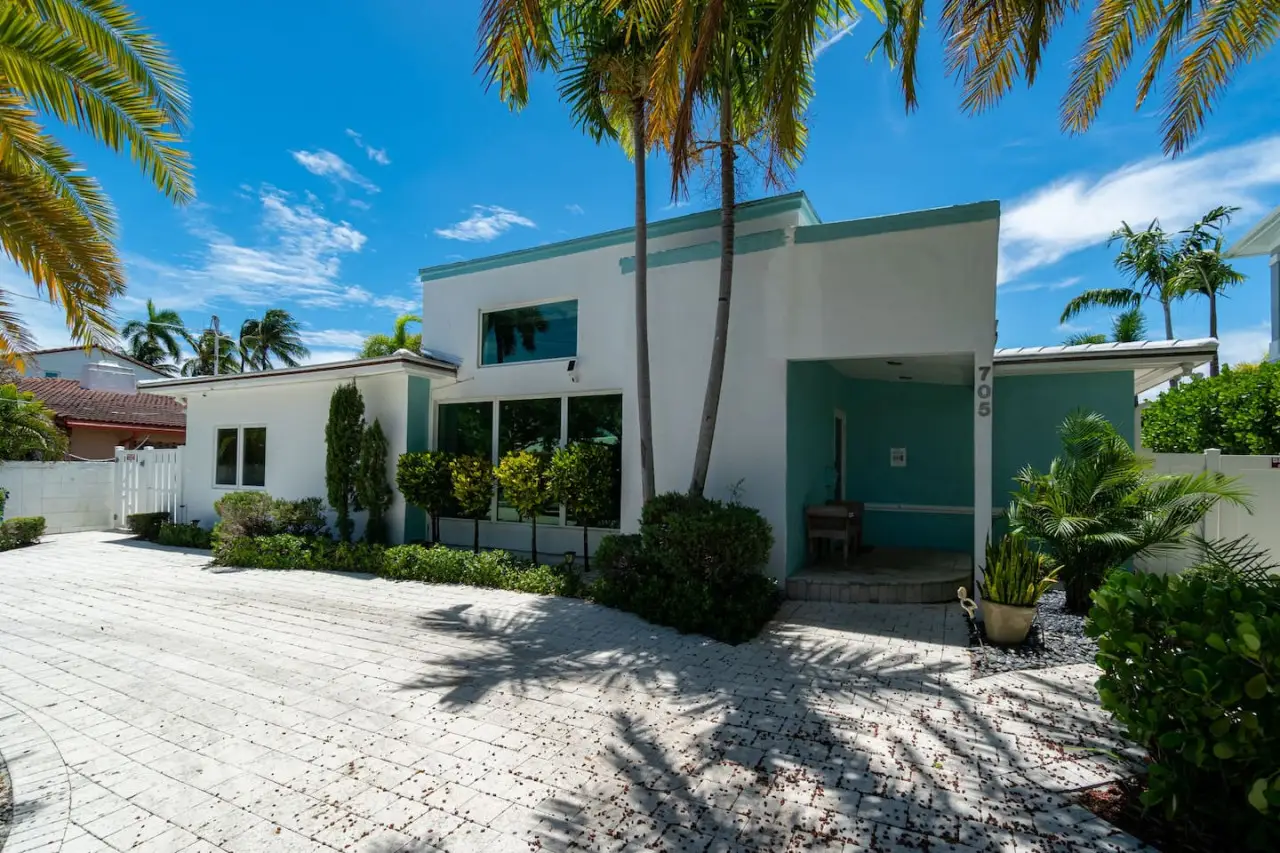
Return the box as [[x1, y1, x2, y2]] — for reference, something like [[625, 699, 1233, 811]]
[[421, 192, 816, 282], [793, 200, 1000, 245], [619, 228, 787, 274], [402, 375, 430, 543]]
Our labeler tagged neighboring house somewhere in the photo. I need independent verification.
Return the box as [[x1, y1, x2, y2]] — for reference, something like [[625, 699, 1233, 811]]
[[19, 346, 168, 380], [1225, 205, 1280, 361], [141, 193, 1216, 580], [19, 361, 186, 460]]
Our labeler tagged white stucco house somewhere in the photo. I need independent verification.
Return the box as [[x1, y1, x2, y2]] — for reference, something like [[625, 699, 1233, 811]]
[[141, 192, 1215, 584], [1226, 203, 1280, 361]]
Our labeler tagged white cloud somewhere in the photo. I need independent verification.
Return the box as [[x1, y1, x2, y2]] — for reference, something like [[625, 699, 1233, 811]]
[[290, 149, 380, 193], [565, 203, 584, 215], [434, 205, 536, 242], [348, 199, 372, 211], [1056, 322, 1092, 334], [300, 348, 360, 366], [301, 285, 416, 314], [301, 328, 367, 349], [345, 129, 391, 166], [1000, 135, 1280, 283], [123, 186, 370, 311], [1218, 324, 1272, 367], [814, 14, 859, 59]]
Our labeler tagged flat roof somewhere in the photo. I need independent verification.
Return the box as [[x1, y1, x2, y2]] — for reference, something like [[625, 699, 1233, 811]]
[[995, 338, 1218, 394], [1226, 205, 1280, 258], [139, 351, 457, 394]]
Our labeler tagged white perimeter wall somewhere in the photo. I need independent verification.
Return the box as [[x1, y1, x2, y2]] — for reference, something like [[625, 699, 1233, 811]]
[[1137, 451, 1280, 574], [0, 462, 115, 533], [178, 372, 410, 539]]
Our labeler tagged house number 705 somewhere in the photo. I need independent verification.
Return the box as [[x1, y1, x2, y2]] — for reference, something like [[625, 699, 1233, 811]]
[[976, 365, 992, 417]]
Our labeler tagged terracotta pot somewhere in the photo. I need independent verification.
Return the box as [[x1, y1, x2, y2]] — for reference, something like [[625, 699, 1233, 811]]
[[981, 601, 1037, 645]]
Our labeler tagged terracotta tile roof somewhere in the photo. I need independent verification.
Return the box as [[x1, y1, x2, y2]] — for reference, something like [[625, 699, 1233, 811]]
[[17, 378, 186, 430]]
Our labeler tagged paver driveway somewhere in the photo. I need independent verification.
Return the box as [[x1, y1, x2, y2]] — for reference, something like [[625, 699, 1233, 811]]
[[0, 533, 1146, 852]]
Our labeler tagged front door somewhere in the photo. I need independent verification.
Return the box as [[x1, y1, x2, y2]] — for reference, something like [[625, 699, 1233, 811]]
[[833, 410, 846, 501]]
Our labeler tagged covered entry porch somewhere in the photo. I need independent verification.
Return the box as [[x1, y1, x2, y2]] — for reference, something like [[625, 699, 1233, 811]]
[[785, 352, 991, 601]]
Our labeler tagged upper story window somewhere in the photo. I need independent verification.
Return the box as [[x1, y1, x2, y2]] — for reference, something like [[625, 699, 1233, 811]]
[[44, 371, 60, 378], [480, 299, 577, 366]]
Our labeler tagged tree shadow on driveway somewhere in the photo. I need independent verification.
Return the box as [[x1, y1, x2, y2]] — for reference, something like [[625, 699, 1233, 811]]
[[392, 595, 1138, 851]]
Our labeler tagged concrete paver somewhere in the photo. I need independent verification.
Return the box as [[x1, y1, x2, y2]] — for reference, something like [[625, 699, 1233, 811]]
[[0, 532, 1148, 851]]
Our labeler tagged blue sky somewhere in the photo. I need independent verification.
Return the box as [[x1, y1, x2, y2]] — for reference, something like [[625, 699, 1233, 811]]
[[8, 1, 1280, 366]]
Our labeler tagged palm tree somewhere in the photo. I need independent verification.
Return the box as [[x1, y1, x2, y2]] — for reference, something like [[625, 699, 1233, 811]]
[[239, 309, 309, 370], [1170, 207, 1245, 377], [885, 2, 1278, 155], [0, 384, 67, 460], [1009, 411, 1248, 612], [1064, 308, 1147, 346], [658, 1, 887, 495], [359, 314, 421, 358], [0, 0, 193, 366], [1061, 220, 1180, 342], [477, 0, 668, 505], [120, 299, 184, 374], [181, 330, 239, 377]]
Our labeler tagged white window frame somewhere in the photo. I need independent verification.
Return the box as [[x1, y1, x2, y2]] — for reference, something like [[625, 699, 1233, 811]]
[[476, 297, 580, 368], [213, 424, 268, 490], [431, 390, 622, 528]]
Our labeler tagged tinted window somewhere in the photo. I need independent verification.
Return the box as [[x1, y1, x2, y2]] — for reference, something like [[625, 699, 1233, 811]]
[[480, 300, 577, 365], [215, 428, 238, 486], [567, 394, 622, 528], [242, 427, 267, 488], [497, 397, 561, 525]]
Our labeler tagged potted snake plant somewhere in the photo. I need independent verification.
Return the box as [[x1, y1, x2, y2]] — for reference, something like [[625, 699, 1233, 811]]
[[978, 534, 1060, 645]]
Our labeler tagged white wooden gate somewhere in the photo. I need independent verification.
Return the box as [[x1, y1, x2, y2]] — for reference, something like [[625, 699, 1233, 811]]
[[115, 447, 184, 526]]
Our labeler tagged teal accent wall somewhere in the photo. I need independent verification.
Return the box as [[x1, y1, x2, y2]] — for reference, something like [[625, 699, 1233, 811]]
[[786, 361, 851, 573], [403, 375, 430, 542], [991, 371, 1135, 510], [785, 366, 974, 574]]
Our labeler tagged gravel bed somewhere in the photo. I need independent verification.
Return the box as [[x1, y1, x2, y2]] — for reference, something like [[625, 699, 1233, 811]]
[[968, 589, 1098, 676]]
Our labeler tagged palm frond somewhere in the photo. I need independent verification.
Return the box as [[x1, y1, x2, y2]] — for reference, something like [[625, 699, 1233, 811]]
[[1059, 287, 1140, 323]]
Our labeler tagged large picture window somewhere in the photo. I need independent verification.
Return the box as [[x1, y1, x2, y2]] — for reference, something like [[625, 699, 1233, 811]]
[[480, 300, 577, 366], [215, 426, 266, 488], [436, 393, 622, 528]]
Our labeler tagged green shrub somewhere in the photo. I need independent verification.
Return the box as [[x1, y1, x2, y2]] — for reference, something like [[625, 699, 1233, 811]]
[[126, 511, 170, 541], [547, 442, 613, 571], [273, 497, 328, 537], [213, 491, 275, 541], [495, 449, 549, 563], [1142, 361, 1280, 454], [979, 534, 1058, 606], [396, 450, 453, 543], [589, 494, 779, 644], [450, 455, 495, 553], [1088, 568, 1280, 847], [0, 516, 46, 550], [325, 382, 365, 542], [380, 544, 576, 596], [156, 522, 212, 549], [214, 534, 319, 569], [0, 485, 8, 522], [312, 540, 384, 573], [356, 419, 393, 544]]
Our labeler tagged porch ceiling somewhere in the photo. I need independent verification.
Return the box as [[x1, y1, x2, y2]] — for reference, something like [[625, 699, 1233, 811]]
[[829, 353, 973, 385]]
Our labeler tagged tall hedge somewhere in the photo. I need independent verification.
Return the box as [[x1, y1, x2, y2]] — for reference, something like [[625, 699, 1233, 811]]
[[356, 419, 392, 544], [325, 382, 365, 541], [1142, 361, 1280, 454]]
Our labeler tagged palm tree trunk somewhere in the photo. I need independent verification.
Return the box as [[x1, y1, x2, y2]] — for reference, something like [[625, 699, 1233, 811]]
[[1208, 288, 1220, 377], [632, 97, 660, 504], [689, 57, 735, 498], [633, 99, 656, 507], [582, 522, 589, 573], [473, 518, 480, 554], [1162, 296, 1177, 389]]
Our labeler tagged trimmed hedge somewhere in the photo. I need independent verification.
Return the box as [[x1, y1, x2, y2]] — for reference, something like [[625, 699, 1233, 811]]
[[156, 522, 213, 550], [126, 511, 170, 540], [212, 536, 574, 596], [1088, 568, 1280, 847], [0, 516, 46, 550]]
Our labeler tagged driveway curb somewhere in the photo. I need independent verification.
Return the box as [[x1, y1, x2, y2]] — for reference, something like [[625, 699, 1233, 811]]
[[0, 696, 70, 852]]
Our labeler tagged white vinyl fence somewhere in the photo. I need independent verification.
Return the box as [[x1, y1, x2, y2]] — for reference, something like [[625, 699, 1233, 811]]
[[115, 447, 183, 524], [1137, 449, 1280, 574], [0, 461, 115, 533]]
